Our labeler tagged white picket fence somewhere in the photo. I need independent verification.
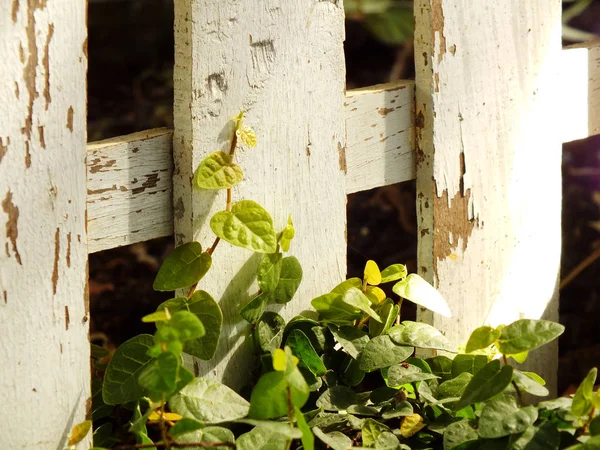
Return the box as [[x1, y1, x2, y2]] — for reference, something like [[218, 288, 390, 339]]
[[1, 1, 599, 448]]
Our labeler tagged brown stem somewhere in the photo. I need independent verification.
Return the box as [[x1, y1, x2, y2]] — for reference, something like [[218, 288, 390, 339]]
[[207, 237, 221, 256], [356, 315, 370, 329], [226, 188, 233, 212]]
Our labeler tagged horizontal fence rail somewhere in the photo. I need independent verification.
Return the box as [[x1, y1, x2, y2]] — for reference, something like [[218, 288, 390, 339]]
[[87, 41, 600, 254]]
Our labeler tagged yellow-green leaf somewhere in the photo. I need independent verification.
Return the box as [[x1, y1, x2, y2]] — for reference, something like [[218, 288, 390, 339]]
[[68, 420, 92, 446], [194, 151, 244, 190], [236, 125, 257, 148], [364, 260, 382, 285], [279, 215, 295, 252], [153, 242, 212, 292]]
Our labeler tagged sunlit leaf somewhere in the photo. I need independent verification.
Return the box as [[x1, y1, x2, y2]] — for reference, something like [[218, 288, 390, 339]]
[[364, 260, 382, 285], [194, 151, 244, 190], [496, 319, 564, 355], [400, 414, 426, 438], [465, 326, 501, 353], [67, 420, 92, 446], [393, 274, 452, 318]]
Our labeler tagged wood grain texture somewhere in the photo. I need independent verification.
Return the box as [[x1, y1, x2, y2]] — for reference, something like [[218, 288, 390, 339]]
[[0, 2, 90, 448], [173, 0, 347, 389], [87, 128, 173, 253], [345, 81, 416, 194], [414, 0, 563, 395], [562, 39, 600, 143]]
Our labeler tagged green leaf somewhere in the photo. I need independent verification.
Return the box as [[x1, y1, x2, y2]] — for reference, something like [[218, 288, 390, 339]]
[[342, 287, 382, 322], [312, 293, 362, 325], [141, 310, 171, 323], [169, 377, 250, 423], [236, 426, 288, 450], [453, 360, 513, 410], [512, 370, 549, 397], [258, 252, 283, 293], [138, 351, 179, 395], [451, 354, 489, 378], [387, 363, 439, 386], [362, 6, 414, 46], [240, 292, 270, 324], [331, 277, 363, 295], [359, 335, 414, 372], [364, 260, 382, 285], [369, 300, 398, 337], [169, 418, 204, 437], [279, 215, 295, 252], [168, 310, 205, 341], [316, 386, 357, 411], [295, 407, 315, 450], [362, 418, 391, 447], [237, 419, 302, 439], [272, 256, 302, 304], [210, 200, 277, 253], [438, 372, 473, 399], [176, 426, 236, 450], [375, 431, 401, 449], [388, 321, 455, 352], [194, 151, 244, 190], [255, 312, 286, 353], [329, 326, 370, 360], [153, 242, 212, 291], [157, 292, 222, 360], [312, 427, 352, 450], [392, 273, 451, 317], [572, 367, 598, 417], [496, 319, 565, 355], [428, 355, 453, 382], [509, 350, 529, 364], [508, 422, 560, 450], [249, 367, 309, 419], [590, 416, 600, 436], [340, 356, 366, 387], [286, 329, 327, 376], [102, 334, 154, 405], [91, 343, 110, 360], [380, 263, 408, 283], [381, 401, 413, 419], [443, 420, 478, 450], [478, 395, 538, 439], [465, 326, 501, 353]]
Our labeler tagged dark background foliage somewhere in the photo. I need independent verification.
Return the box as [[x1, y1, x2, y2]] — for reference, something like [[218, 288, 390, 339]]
[[87, 0, 600, 394]]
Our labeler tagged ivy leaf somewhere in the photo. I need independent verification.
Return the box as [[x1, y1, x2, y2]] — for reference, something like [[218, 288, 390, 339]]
[[272, 256, 303, 304], [258, 252, 283, 293], [359, 335, 414, 372], [465, 326, 501, 353], [237, 420, 302, 439], [572, 367, 598, 417], [392, 273, 452, 318], [210, 200, 277, 253], [381, 401, 413, 419], [175, 426, 235, 450], [512, 370, 549, 397], [362, 418, 391, 446], [342, 287, 382, 322], [295, 407, 315, 450], [400, 414, 426, 438], [478, 395, 538, 439], [451, 354, 489, 378], [236, 426, 288, 450], [427, 355, 453, 382], [453, 360, 513, 410], [438, 372, 473, 399], [331, 277, 363, 295], [240, 292, 270, 324], [386, 363, 439, 387], [169, 418, 204, 437], [138, 352, 193, 401], [255, 312, 286, 353], [316, 386, 357, 411], [169, 377, 250, 423], [380, 263, 408, 283], [157, 292, 223, 360], [153, 242, 212, 291], [312, 293, 362, 325], [329, 325, 370, 360], [388, 321, 455, 352], [279, 215, 295, 252], [249, 364, 309, 418], [286, 329, 328, 377], [340, 356, 365, 387], [364, 260, 382, 285], [495, 319, 564, 355], [194, 151, 244, 190], [443, 420, 478, 450], [236, 125, 257, 148], [312, 427, 352, 450], [369, 300, 399, 337], [168, 310, 205, 341], [365, 286, 386, 304], [102, 334, 154, 405], [375, 432, 401, 449], [508, 422, 560, 450], [67, 420, 92, 446]]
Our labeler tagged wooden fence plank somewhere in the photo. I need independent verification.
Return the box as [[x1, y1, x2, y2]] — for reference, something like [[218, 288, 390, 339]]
[[86, 37, 600, 254], [172, 0, 347, 388], [0, 2, 89, 448], [414, 1, 563, 395], [87, 128, 173, 253]]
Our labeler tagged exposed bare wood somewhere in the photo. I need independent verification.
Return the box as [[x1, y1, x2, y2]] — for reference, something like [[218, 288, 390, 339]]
[[414, 0, 562, 395], [0, 2, 89, 448]]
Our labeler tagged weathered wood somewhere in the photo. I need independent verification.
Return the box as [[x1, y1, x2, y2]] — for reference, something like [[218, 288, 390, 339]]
[[345, 81, 416, 194], [87, 128, 173, 253], [414, 1, 563, 395], [562, 39, 600, 143], [173, 0, 347, 388], [0, 3, 89, 448]]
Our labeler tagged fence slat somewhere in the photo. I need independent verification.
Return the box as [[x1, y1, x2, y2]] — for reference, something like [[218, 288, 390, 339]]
[[414, 1, 563, 394], [172, 0, 347, 388], [0, 3, 89, 448]]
